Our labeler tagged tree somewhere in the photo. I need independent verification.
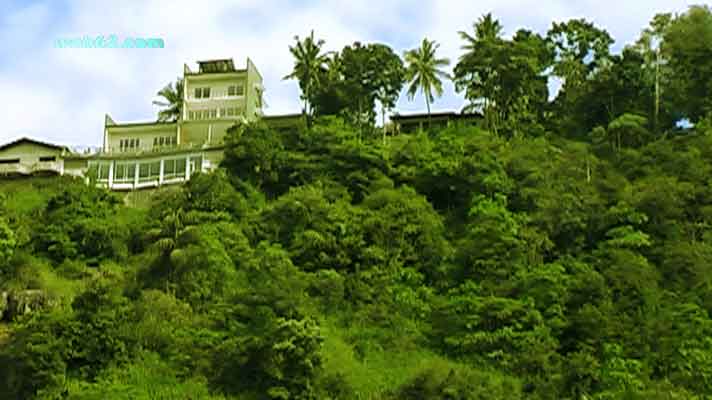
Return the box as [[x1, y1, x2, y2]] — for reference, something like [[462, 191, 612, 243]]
[[152, 78, 184, 122], [634, 13, 673, 132], [663, 5, 712, 123], [607, 114, 650, 152], [404, 38, 451, 127], [454, 15, 551, 136], [547, 19, 614, 136], [339, 42, 405, 139], [547, 19, 613, 88], [369, 44, 405, 143], [577, 48, 658, 134], [284, 30, 330, 124], [307, 42, 404, 141]]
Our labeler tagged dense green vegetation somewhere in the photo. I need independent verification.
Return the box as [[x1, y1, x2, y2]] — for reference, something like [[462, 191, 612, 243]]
[[2, 6, 712, 399]]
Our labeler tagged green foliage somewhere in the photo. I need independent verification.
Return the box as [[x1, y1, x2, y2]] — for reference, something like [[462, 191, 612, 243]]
[[5, 8, 712, 398], [33, 184, 128, 263], [393, 362, 522, 400], [404, 38, 450, 121], [284, 30, 329, 119], [433, 283, 558, 377], [0, 217, 16, 269], [663, 5, 712, 122], [455, 16, 551, 136], [152, 78, 183, 122]]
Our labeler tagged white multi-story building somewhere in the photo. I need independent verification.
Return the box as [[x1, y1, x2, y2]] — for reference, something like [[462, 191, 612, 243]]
[[90, 58, 264, 190]]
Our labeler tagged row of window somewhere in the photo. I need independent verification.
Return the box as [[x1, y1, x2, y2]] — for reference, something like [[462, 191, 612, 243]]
[[0, 156, 55, 165], [187, 107, 241, 120], [153, 136, 177, 147], [118, 137, 178, 152], [95, 156, 202, 182], [193, 84, 244, 99], [119, 138, 140, 151]]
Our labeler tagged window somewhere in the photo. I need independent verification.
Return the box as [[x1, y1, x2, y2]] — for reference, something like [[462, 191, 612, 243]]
[[189, 111, 196, 120], [119, 138, 141, 152], [228, 84, 244, 96], [194, 87, 210, 99], [97, 163, 109, 180], [176, 158, 186, 174], [0, 158, 20, 164], [209, 109, 217, 119], [164, 159, 175, 176], [226, 108, 236, 117], [139, 163, 150, 178], [39, 156, 56, 162], [190, 156, 202, 174], [114, 162, 134, 182], [139, 161, 161, 182]]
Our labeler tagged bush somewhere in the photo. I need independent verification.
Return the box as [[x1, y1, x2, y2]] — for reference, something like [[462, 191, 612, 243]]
[[393, 361, 522, 400]]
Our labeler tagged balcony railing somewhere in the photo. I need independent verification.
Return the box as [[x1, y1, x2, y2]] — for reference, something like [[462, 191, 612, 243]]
[[100, 142, 223, 158], [0, 161, 62, 175]]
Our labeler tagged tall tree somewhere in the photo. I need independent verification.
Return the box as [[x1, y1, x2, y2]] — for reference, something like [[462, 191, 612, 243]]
[[454, 14, 505, 133], [370, 44, 406, 142], [404, 38, 451, 127], [459, 12, 504, 46], [283, 30, 329, 123], [546, 19, 614, 137], [663, 5, 712, 124], [577, 48, 657, 134], [633, 13, 673, 132], [454, 15, 551, 137], [307, 43, 404, 140], [153, 78, 184, 122], [547, 19, 613, 88]]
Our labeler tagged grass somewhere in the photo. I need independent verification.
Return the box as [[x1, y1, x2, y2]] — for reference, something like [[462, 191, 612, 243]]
[[65, 351, 230, 400], [319, 317, 465, 399]]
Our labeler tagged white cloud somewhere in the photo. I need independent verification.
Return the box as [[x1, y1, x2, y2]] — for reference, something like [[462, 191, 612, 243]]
[[0, 0, 698, 146]]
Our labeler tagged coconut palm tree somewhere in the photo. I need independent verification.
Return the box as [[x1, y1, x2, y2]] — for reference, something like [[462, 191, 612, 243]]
[[283, 30, 329, 122], [153, 78, 184, 122], [458, 13, 504, 50], [404, 38, 451, 127]]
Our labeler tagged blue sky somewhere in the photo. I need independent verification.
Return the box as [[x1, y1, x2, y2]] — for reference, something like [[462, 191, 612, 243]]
[[0, 0, 697, 147]]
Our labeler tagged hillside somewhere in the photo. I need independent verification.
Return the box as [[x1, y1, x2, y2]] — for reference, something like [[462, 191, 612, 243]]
[[0, 117, 711, 399], [2, 5, 712, 399]]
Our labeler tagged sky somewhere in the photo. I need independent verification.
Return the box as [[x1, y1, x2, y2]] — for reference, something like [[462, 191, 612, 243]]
[[0, 0, 698, 148]]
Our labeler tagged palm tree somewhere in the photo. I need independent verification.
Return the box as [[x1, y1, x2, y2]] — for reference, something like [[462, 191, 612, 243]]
[[283, 30, 329, 123], [456, 14, 504, 133], [458, 13, 504, 50], [153, 78, 184, 122], [404, 38, 451, 127]]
